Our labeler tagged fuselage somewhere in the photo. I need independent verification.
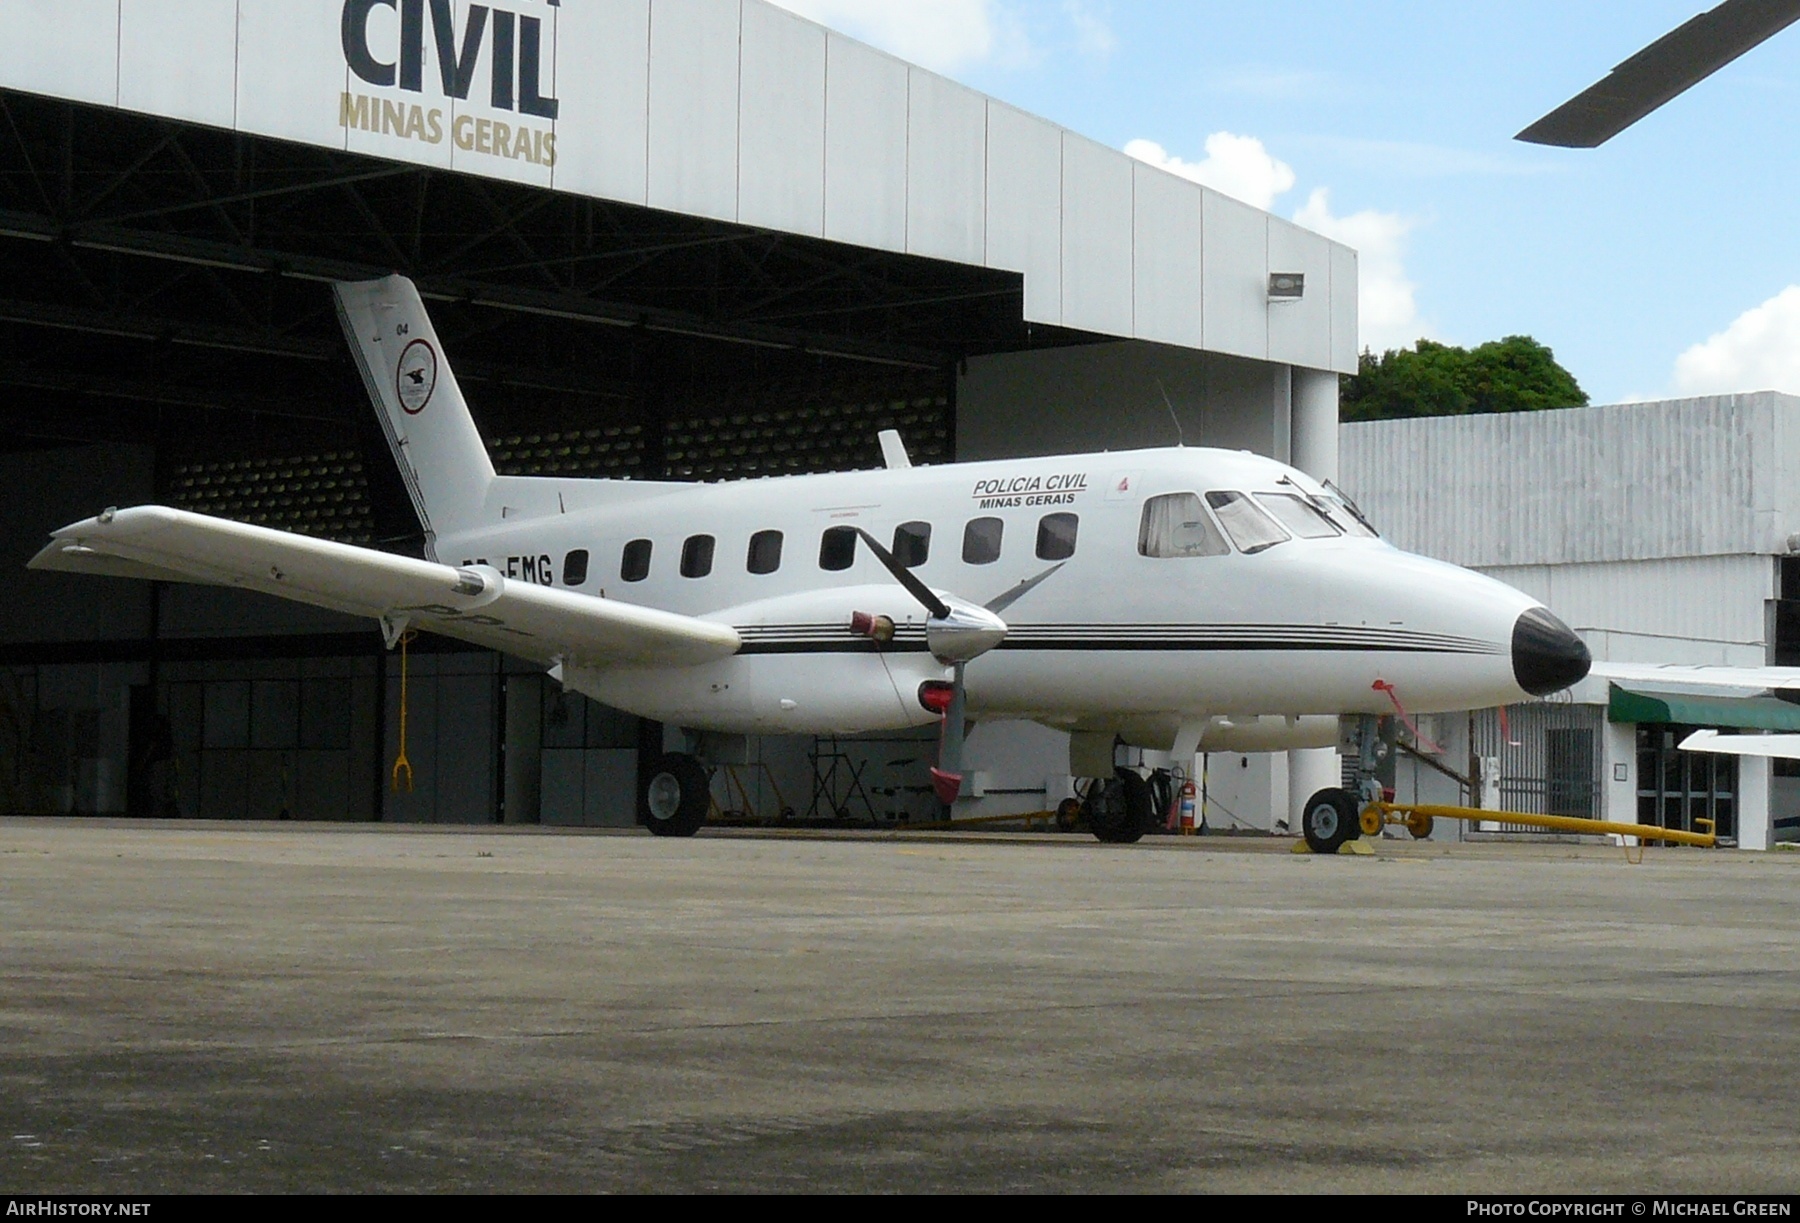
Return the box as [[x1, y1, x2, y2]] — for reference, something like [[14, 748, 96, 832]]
[[432, 446, 1582, 746]]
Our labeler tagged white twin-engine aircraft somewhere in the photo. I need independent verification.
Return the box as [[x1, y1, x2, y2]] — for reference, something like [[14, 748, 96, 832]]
[[31, 276, 1592, 850]]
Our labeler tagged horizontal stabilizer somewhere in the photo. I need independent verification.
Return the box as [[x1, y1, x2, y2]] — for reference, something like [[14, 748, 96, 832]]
[[30, 506, 741, 668]]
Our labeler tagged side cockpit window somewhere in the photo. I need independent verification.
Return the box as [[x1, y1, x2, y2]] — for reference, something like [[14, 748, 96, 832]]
[[1137, 493, 1229, 558], [1205, 491, 1289, 554]]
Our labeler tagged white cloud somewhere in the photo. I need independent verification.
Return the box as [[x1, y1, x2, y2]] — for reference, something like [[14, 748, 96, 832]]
[[1124, 132, 1295, 211], [1128, 134, 1428, 352], [1671, 286, 1800, 396], [1292, 187, 1427, 352], [1062, 1, 1116, 59], [768, 0, 1001, 73], [1207, 65, 1331, 101]]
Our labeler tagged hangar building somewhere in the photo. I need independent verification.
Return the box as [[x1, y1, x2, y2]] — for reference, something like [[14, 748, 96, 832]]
[[0, 0, 1356, 825], [1343, 392, 1800, 851]]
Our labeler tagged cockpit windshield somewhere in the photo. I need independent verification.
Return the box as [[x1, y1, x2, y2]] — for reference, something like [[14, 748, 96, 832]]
[[1255, 493, 1340, 539]]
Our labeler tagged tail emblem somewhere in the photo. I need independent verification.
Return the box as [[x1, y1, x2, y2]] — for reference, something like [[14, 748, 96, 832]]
[[396, 339, 438, 415]]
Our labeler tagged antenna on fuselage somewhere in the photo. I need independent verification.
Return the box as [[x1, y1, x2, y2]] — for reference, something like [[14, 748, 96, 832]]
[[878, 429, 912, 469], [1157, 379, 1184, 447]]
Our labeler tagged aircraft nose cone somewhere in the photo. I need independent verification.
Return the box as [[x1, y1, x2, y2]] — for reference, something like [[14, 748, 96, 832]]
[[1512, 607, 1591, 696]]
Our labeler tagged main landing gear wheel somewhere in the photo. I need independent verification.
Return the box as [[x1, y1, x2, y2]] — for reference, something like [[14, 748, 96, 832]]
[[641, 753, 710, 838], [1301, 787, 1360, 855], [1086, 769, 1154, 844]]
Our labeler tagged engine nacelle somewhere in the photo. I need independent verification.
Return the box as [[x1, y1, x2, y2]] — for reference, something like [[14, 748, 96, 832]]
[[566, 583, 953, 735]]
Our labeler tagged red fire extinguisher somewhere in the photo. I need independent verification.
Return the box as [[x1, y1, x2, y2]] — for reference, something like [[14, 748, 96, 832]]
[[1178, 778, 1199, 833]]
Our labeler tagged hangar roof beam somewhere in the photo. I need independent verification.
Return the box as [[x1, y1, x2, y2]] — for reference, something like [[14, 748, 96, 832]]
[[0, 203, 953, 370], [0, 296, 336, 362]]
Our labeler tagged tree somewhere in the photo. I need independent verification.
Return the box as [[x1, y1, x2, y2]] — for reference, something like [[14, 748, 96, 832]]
[[1340, 336, 1587, 422]]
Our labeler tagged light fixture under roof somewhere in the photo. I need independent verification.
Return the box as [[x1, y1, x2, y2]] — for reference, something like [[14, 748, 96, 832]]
[[1268, 273, 1305, 301]]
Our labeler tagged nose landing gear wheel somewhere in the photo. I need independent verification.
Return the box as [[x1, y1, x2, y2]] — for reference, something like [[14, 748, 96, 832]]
[[640, 752, 710, 837], [1301, 787, 1360, 855]]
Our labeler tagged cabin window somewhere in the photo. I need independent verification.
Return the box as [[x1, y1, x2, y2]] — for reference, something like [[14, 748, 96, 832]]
[[1036, 513, 1078, 561], [893, 521, 931, 568], [819, 525, 858, 572], [1137, 493, 1229, 558], [1205, 491, 1290, 554], [1255, 493, 1340, 539], [680, 534, 716, 578], [747, 529, 783, 575], [621, 538, 652, 582], [962, 517, 1003, 565], [562, 549, 590, 586]]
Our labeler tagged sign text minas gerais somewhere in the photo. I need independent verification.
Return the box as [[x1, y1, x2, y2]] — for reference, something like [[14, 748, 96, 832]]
[[340, 1, 559, 166]]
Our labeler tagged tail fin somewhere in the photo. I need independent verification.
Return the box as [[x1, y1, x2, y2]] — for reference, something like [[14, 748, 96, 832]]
[[334, 275, 495, 558]]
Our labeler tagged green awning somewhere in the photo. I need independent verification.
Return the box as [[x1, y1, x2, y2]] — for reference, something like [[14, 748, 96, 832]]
[[1607, 683, 1800, 731]]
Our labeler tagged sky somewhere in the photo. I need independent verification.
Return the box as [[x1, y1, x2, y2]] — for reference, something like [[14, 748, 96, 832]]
[[770, 1, 1800, 406]]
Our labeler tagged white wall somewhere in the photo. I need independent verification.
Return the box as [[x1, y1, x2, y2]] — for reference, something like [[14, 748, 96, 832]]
[[1478, 555, 1773, 667], [1342, 394, 1800, 568], [1739, 755, 1771, 851], [1199, 750, 1283, 832], [1602, 720, 1636, 827]]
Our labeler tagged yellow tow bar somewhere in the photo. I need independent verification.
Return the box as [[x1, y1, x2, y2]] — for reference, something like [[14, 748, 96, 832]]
[[1359, 802, 1716, 849]]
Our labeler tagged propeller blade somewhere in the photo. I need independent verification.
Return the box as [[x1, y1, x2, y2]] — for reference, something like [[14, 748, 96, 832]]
[[985, 561, 1065, 614], [849, 528, 1006, 661], [1516, 0, 1800, 147], [848, 530, 991, 809], [852, 527, 950, 620], [931, 661, 968, 807]]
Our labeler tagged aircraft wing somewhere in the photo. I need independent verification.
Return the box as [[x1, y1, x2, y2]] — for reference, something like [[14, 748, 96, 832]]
[[1592, 660, 1800, 759], [1678, 729, 1800, 759], [1588, 659, 1800, 697], [28, 506, 741, 669]]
